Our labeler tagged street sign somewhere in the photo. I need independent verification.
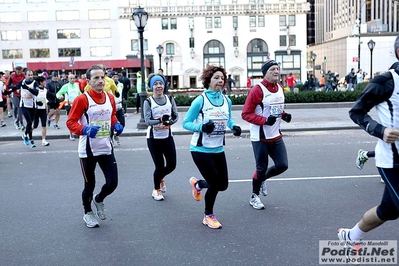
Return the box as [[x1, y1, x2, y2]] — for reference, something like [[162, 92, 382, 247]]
[[69, 56, 75, 67], [352, 57, 358, 62]]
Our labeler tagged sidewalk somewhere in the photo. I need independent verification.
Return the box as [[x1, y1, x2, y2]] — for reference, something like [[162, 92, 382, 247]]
[[0, 102, 364, 141]]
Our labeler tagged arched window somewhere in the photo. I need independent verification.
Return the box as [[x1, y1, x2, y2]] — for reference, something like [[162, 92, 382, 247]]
[[247, 38, 269, 78], [203, 40, 225, 68], [165, 42, 175, 55]]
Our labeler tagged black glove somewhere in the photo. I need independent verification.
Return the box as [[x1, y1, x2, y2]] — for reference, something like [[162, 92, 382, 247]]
[[282, 113, 292, 123], [266, 115, 277, 126], [36, 101, 43, 106], [161, 114, 170, 126], [202, 120, 215, 134], [21, 84, 29, 89], [115, 91, 120, 98], [232, 125, 241, 136]]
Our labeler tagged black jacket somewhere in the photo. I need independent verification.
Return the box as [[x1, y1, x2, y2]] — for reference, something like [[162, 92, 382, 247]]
[[46, 80, 62, 103]]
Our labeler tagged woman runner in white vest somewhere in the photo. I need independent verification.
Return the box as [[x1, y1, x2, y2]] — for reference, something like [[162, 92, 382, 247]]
[[144, 73, 179, 201], [182, 65, 242, 229]]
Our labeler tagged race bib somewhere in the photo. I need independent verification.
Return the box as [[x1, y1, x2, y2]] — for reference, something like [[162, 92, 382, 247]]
[[270, 103, 283, 117], [91, 119, 110, 138], [210, 119, 226, 135]]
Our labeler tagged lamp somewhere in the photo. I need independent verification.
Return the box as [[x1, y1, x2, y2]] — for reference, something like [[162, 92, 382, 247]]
[[190, 49, 195, 59], [311, 53, 317, 77], [132, 6, 148, 129], [367, 39, 375, 80], [170, 55, 174, 89], [287, 46, 291, 55], [234, 47, 239, 58], [164, 56, 169, 87], [156, 44, 164, 71]]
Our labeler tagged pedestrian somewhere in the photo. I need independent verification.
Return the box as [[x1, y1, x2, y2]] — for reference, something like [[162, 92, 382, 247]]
[[0, 76, 8, 127], [246, 76, 252, 90], [324, 70, 333, 92], [4, 70, 13, 118], [46, 72, 62, 129], [182, 65, 242, 229], [320, 74, 325, 91], [144, 73, 179, 201], [8, 66, 25, 130], [346, 68, 357, 91], [111, 71, 124, 145], [337, 35, 399, 251], [83, 64, 119, 97], [356, 69, 364, 85], [14, 69, 40, 148], [32, 76, 50, 146], [226, 74, 235, 95], [118, 70, 131, 114], [66, 65, 124, 228], [241, 59, 291, 210], [158, 68, 168, 95], [134, 71, 142, 115], [284, 72, 296, 91], [56, 73, 82, 140]]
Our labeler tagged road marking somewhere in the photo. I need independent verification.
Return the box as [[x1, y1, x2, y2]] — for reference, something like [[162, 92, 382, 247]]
[[230, 174, 380, 182]]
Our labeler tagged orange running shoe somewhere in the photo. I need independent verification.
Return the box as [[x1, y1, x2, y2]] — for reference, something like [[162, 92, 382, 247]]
[[189, 177, 202, 201], [202, 214, 222, 229]]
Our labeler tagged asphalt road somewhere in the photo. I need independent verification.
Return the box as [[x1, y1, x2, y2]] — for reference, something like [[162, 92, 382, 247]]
[[0, 130, 395, 266]]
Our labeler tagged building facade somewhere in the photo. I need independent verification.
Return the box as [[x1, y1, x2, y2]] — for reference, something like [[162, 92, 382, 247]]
[[1, 0, 310, 88], [309, 0, 399, 80]]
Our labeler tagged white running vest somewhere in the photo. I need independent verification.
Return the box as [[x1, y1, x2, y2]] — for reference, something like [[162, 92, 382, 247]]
[[375, 69, 399, 168], [78, 92, 112, 158], [249, 83, 285, 141], [115, 82, 123, 111], [190, 92, 229, 148], [146, 95, 172, 139], [36, 88, 47, 110], [64, 83, 80, 103], [20, 80, 36, 108]]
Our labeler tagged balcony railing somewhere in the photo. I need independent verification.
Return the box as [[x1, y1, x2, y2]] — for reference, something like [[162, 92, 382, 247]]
[[119, 2, 311, 19]]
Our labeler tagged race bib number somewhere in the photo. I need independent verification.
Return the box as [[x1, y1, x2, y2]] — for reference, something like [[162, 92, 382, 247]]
[[210, 119, 226, 135], [270, 103, 283, 117], [91, 119, 110, 138]]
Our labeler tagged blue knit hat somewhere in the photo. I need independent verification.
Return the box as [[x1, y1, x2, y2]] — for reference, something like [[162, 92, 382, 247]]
[[149, 75, 165, 89]]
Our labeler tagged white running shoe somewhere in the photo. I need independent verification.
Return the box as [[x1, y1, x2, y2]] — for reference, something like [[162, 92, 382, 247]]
[[92, 194, 106, 220], [83, 211, 99, 228], [152, 189, 164, 201], [356, 149, 368, 170], [42, 140, 50, 146], [260, 181, 268, 196], [337, 228, 363, 262], [249, 193, 265, 210]]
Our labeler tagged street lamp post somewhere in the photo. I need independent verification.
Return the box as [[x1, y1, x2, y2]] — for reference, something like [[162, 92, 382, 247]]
[[311, 53, 317, 78], [164, 56, 169, 87], [170, 55, 174, 89], [132, 6, 148, 129], [156, 44, 163, 71], [368, 39, 376, 80]]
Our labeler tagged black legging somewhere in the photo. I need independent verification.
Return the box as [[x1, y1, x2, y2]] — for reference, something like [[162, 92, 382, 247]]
[[20, 106, 35, 140], [251, 138, 288, 194], [147, 136, 177, 189], [79, 153, 118, 214], [191, 151, 228, 215]]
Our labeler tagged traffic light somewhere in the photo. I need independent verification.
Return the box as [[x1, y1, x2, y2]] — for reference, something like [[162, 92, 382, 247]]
[[324, 56, 327, 63]]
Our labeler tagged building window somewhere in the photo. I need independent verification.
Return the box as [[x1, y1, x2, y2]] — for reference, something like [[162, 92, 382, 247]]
[[55, 0, 78, 2], [27, 0, 46, 2], [90, 46, 111, 57], [289, 35, 296, 46], [276, 54, 301, 69], [2, 49, 22, 59], [214, 17, 221, 28], [0, 0, 20, 3], [258, 16, 265, 27], [249, 16, 256, 27], [162, 18, 168, 30], [1, 30, 22, 41], [88, 10, 110, 20], [57, 29, 80, 39], [205, 17, 212, 29], [279, 35, 286, 46], [288, 15, 296, 26], [30, 48, 50, 58], [279, 15, 286, 26], [203, 40, 225, 68], [233, 36, 238, 47], [56, 10, 79, 21], [233, 16, 238, 29], [170, 18, 177, 30], [131, 39, 148, 51], [166, 43, 174, 55], [28, 30, 48, 40], [0, 12, 20, 22], [28, 11, 47, 22], [189, 37, 194, 48], [58, 48, 81, 57], [189, 17, 194, 29], [89, 28, 111, 38]]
